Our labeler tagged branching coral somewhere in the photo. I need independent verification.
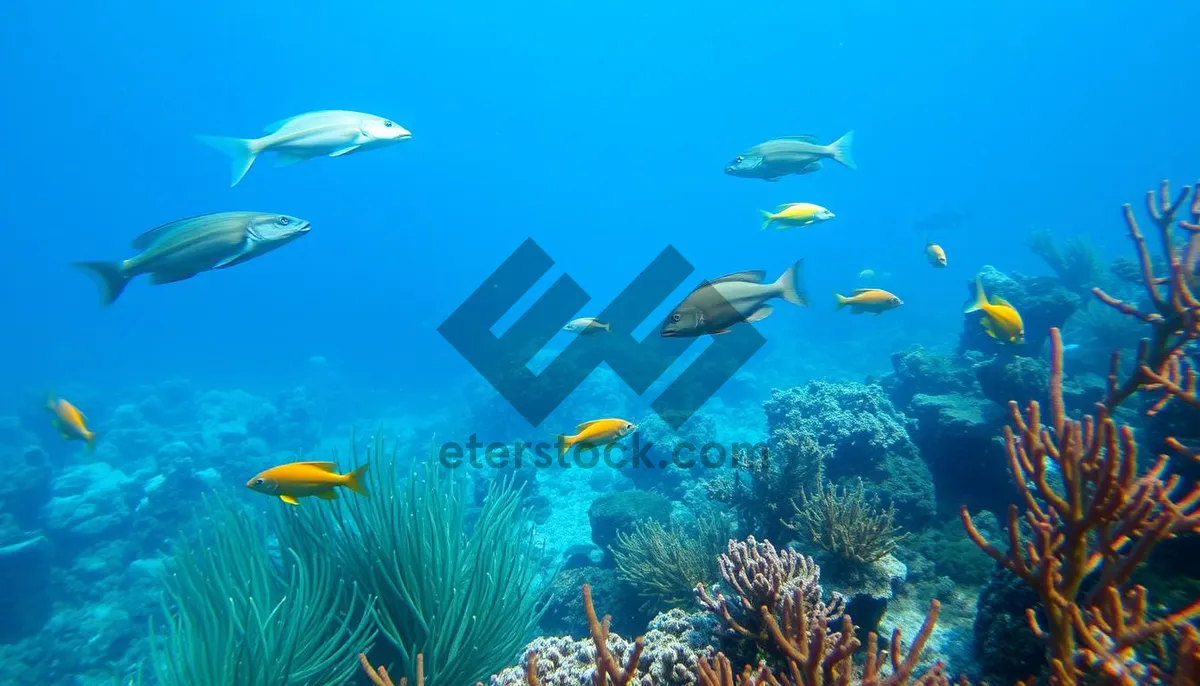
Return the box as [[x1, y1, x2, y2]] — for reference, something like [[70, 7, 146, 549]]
[[786, 478, 907, 565], [1092, 180, 1200, 413], [695, 536, 845, 649], [612, 516, 728, 609], [961, 328, 1200, 684]]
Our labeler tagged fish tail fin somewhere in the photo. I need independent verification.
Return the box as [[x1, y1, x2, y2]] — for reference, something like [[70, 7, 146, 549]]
[[85, 431, 97, 454], [73, 261, 130, 306], [964, 276, 987, 313], [835, 292, 849, 311], [829, 130, 856, 170], [195, 134, 260, 186], [602, 322, 612, 332], [760, 210, 774, 231], [344, 463, 370, 496], [555, 434, 574, 457], [775, 259, 807, 306]]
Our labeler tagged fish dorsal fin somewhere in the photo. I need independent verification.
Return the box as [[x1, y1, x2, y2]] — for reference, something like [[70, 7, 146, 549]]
[[294, 461, 338, 472], [780, 135, 820, 142], [264, 110, 357, 134], [989, 295, 1013, 308], [131, 214, 214, 250], [575, 419, 614, 431], [778, 202, 808, 209], [851, 288, 880, 294], [708, 270, 767, 285]]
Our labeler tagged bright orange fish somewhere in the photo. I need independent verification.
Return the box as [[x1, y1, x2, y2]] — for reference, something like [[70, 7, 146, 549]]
[[555, 418, 637, 456], [246, 461, 369, 505], [48, 396, 97, 452]]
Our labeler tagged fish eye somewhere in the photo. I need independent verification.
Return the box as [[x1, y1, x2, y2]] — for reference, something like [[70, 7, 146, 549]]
[[383, 120, 393, 127], [735, 156, 744, 163], [254, 478, 264, 485], [671, 313, 682, 322], [278, 216, 290, 225]]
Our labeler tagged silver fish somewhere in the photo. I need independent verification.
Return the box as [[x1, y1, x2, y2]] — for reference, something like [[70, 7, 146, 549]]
[[74, 211, 311, 306], [197, 110, 412, 186], [724, 132, 855, 181], [564, 317, 611, 334], [661, 261, 807, 337]]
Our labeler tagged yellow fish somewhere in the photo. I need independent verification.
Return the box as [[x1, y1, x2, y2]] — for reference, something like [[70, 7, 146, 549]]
[[926, 242, 947, 268], [246, 461, 370, 505], [834, 288, 903, 315], [759, 203, 835, 230], [555, 418, 636, 456], [964, 276, 1024, 344], [47, 396, 97, 452]]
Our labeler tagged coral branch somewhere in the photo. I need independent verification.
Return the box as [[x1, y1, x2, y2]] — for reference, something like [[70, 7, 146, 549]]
[[583, 583, 645, 686]]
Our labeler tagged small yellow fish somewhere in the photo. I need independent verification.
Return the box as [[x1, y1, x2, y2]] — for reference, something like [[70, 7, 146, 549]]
[[247, 461, 370, 505], [926, 242, 947, 268], [964, 276, 1024, 344], [834, 288, 903, 315], [47, 396, 96, 452], [858, 268, 876, 279], [760, 203, 835, 230], [555, 418, 636, 456]]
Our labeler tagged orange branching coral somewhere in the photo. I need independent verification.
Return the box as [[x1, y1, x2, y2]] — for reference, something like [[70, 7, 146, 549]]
[[584, 583, 646, 686], [360, 652, 422, 686], [1092, 180, 1200, 413], [961, 328, 1200, 684]]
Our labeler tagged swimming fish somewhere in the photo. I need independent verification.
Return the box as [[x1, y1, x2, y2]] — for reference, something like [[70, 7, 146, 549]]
[[858, 269, 876, 280], [564, 317, 611, 334], [760, 203, 835, 230], [724, 132, 855, 181], [964, 276, 1025, 344], [661, 261, 807, 337], [926, 242, 948, 268], [47, 396, 96, 452], [555, 418, 636, 456], [835, 288, 903, 315], [73, 212, 311, 305], [246, 461, 370, 505], [197, 110, 412, 186]]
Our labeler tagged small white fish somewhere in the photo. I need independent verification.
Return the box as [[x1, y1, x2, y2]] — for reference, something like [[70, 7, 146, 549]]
[[197, 110, 412, 186], [564, 317, 611, 334]]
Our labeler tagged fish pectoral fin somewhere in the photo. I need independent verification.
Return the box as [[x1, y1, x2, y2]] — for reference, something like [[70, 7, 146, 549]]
[[329, 145, 361, 157], [279, 495, 300, 505], [316, 490, 339, 500], [150, 271, 200, 285], [59, 431, 73, 440], [745, 305, 774, 323], [990, 295, 1013, 307]]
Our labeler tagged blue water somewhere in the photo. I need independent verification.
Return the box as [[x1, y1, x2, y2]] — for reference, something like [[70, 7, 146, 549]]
[[2, 0, 1194, 403], [2, 1, 1199, 682]]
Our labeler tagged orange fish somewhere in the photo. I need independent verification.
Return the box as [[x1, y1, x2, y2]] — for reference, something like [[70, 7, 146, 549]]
[[834, 288, 903, 315], [47, 396, 97, 452], [247, 461, 369, 505], [555, 418, 637, 456]]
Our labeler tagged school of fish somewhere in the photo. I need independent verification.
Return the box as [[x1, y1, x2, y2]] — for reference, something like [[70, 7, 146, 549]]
[[52, 109, 1028, 497]]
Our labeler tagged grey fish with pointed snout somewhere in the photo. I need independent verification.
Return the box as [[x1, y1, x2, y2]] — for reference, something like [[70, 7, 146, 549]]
[[660, 260, 807, 337], [724, 131, 855, 181], [73, 211, 311, 306]]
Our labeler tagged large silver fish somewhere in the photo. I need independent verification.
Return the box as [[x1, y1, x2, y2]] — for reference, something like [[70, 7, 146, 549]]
[[661, 261, 807, 337], [724, 131, 855, 181], [197, 110, 412, 186], [74, 211, 311, 306]]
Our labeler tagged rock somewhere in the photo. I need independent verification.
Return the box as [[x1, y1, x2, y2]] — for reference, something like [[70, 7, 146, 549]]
[[0, 534, 53, 642], [588, 490, 673, 561], [41, 462, 135, 542], [907, 394, 1010, 517], [818, 553, 907, 636]]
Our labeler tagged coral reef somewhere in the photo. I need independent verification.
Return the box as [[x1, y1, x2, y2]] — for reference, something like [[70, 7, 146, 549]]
[[962, 328, 1200, 683], [786, 478, 906, 566], [1027, 229, 1102, 295], [612, 516, 729, 610], [589, 490, 674, 562], [763, 382, 935, 527]]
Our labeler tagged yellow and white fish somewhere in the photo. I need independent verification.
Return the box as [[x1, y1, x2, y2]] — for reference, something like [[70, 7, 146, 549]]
[[835, 288, 903, 315], [760, 203, 835, 230], [926, 242, 948, 268], [964, 277, 1024, 344]]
